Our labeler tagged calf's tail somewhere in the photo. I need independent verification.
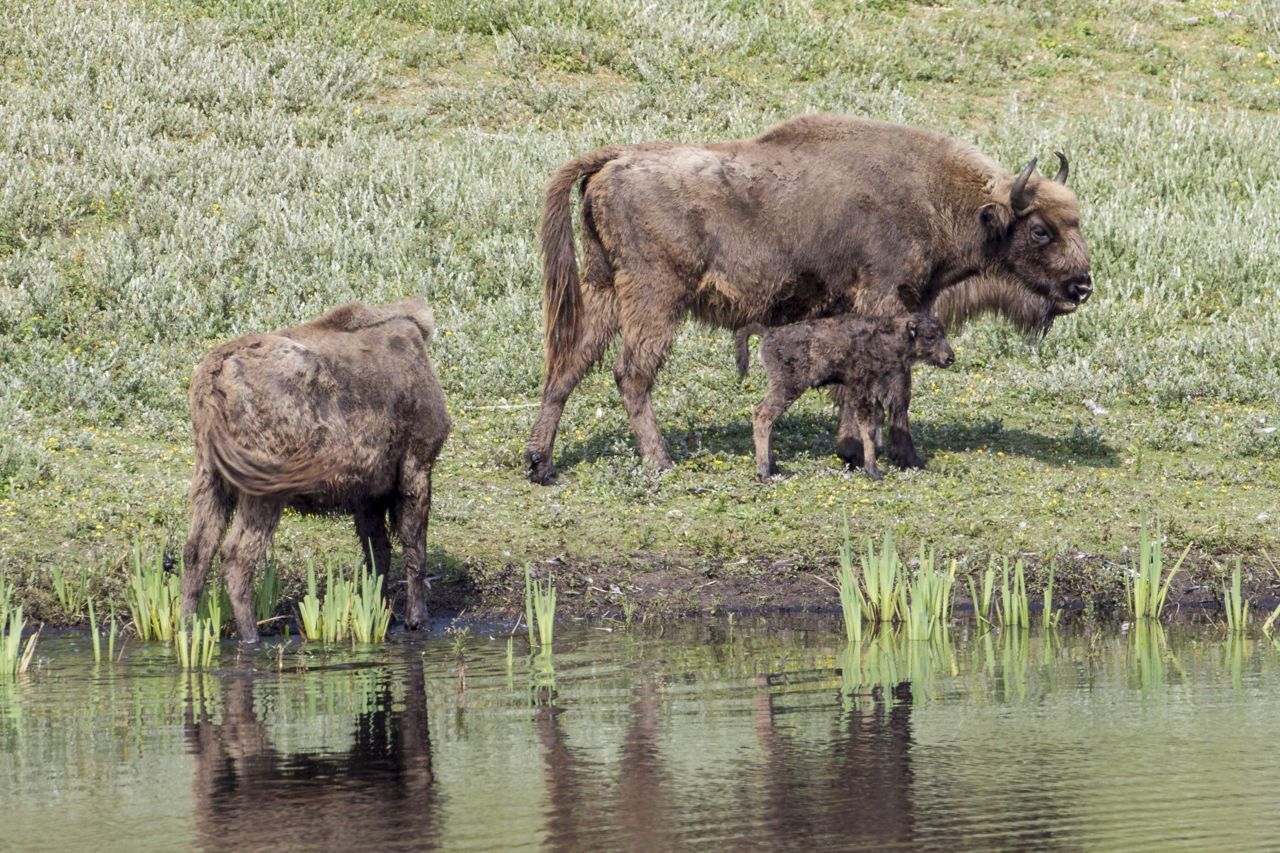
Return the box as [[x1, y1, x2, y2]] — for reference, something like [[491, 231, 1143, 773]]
[[735, 324, 765, 379], [189, 354, 339, 498]]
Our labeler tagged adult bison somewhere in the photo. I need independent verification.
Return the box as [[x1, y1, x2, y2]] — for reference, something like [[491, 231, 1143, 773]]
[[525, 114, 1091, 484], [180, 299, 450, 642]]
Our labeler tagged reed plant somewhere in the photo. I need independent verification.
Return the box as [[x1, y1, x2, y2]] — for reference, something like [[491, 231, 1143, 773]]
[[351, 569, 391, 644], [175, 616, 219, 669], [1042, 567, 1062, 628], [967, 561, 997, 628], [50, 566, 89, 620], [995, 559, 1031, 630], [86, 600, 122, 663], [1222, 559, 1249, 633], [525, 564, 557, 651], [320, 568, 353, 644], [1126, 521, 1190, 620], [836, 520, 863, 643], [297, 561, 322, 640], [254, 560, 281, 625]]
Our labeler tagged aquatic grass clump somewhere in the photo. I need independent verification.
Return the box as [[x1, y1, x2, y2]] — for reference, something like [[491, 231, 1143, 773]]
[[1, 604, 38, 677], [50, 566, 89, 620], [859, 531, 903, 625], [175, 616, 219, 669], [995, 559, 1031, 630], [125, 545, 181, 642], [1127, 521, 1191, 620], [525, 565, 557, 650], [351, 569, 391, 644], [296, 560, 389, 645], [1222, 559, 1249, 634], [901, 551, 955, 641]]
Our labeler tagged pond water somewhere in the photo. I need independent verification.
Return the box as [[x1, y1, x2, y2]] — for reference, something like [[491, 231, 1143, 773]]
[[2, 617, 1279, 851]]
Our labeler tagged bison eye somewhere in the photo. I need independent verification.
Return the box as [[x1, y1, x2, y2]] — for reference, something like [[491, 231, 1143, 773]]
[[1030, 224, 1052, 244]]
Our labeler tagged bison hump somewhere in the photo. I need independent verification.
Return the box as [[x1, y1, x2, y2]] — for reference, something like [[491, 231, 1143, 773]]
[[306, 298, 435, 341]]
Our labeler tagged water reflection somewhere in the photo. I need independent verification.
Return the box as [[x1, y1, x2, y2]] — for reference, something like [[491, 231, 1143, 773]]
[[184, 660, 437, 851], [4, 622, 1280, 851]]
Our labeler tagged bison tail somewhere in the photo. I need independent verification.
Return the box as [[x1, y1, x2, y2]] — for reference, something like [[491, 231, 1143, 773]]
[[541, 146, 625, 379], [190, 359, 340, 499], [734, 324, 765, 379]]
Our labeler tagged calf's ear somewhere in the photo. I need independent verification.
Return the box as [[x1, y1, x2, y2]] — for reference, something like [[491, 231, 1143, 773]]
[[979, 202, 1013, 242], [907, 318, 918, 339]]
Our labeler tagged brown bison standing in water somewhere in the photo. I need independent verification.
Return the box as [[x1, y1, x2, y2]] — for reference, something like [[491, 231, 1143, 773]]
[[180, 299, 450, 642], [525, 114, 1092, 483]]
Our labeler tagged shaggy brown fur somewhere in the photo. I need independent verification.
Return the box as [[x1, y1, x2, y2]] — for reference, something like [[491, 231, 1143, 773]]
[[181, 298, 450, 642], [526, 113, 1091, 483], [735, 269, 1076, 467], [752, 313, 954, 482]]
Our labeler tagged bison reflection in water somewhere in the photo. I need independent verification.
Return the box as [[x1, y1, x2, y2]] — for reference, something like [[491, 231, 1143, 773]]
[[180, 299, 450, 642], [184, 663, 437, 850], [526, 114, 1092, 483]]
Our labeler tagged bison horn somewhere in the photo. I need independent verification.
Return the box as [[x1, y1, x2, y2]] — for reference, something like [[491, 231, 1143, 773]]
[[1053, 150, 1069, 184], [1010, 157, 1037, 211]]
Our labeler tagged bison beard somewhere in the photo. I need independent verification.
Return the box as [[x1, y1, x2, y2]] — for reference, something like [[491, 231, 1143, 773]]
[[525, 113, 1091, 484], [181, 299, 451, 642]]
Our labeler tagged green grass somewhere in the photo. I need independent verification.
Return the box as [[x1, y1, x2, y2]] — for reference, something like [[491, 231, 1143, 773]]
[[524, 564, 557, 650], [1222, 559, 1249, 633], [996, 559, 1032, 630], [2, 0, 1280, 621]]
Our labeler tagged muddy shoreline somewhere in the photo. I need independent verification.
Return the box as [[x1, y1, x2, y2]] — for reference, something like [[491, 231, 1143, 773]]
[[429, 551, 1280, 626]]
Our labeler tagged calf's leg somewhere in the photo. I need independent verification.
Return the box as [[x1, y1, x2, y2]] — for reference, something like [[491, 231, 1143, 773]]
[[753, 383, 802, 482], [180, 459, 233, 618], [217, 496, 283, 643], [831, 385, 865, 469], [856, 400, 883, 481]]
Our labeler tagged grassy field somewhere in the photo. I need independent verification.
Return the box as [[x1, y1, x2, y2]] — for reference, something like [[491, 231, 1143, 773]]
[[2, 0, 1279, 622]]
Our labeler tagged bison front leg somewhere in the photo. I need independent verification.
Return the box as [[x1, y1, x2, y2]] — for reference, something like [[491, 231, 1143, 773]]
[[885, 369, 924, 469], [216, 496, 283, 643], [395, 458, 435, 630]]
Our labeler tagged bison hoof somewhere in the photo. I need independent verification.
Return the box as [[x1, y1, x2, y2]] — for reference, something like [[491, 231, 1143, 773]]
[[896, 454, 925, 470], [864, 467, 884, 482], [836, 447, 865, 468], [525, 450, 558, 485]]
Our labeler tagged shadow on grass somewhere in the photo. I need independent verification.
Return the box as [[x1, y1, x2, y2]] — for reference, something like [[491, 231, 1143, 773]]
[[550, 412, 1118, 475]]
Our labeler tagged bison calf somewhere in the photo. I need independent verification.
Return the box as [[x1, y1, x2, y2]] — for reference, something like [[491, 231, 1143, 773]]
[[751, 313, 954, 482], [180, 299, 450, 642]]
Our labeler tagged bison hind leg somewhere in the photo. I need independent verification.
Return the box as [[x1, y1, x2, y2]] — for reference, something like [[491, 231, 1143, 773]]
[[217, 497, 283, 643], [181, 460, 233, 619]]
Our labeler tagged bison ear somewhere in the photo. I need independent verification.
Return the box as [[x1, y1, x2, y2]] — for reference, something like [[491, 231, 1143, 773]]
[[979, 202, 1013, 242], [906, 318, 918, 339]]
